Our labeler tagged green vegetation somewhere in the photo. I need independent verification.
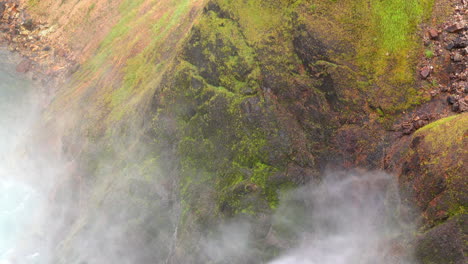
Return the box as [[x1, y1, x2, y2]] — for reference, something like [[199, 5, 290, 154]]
[[38, 0, 450, 261], [57, 0, 197, 126], [425, 49, 435, 59], [414, 114, 467, 223], [307, 0, 434, 113]]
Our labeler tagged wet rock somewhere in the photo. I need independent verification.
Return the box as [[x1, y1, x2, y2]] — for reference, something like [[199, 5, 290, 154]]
[[15, 58, 32, 73], [447, 95, 457, 104], [420, 66, 431, 79], [428, 28, 439, 39], [445, 22, 465, 33]]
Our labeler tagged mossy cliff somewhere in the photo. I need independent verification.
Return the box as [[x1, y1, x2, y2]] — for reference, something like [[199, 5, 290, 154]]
[[388, 114, 467, 264], [18, 0, 466, 263]]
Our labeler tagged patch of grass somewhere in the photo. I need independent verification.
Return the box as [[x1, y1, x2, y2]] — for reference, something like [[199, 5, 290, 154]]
[[425, 49, 435, 59]]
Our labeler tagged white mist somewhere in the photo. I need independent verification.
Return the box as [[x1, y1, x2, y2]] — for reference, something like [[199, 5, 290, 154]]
[[269, 171, 414, 264], [0, 49, 44, 264]]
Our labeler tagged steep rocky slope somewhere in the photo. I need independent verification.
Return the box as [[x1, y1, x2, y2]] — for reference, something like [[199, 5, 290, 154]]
[[0, 0, 466, 263]]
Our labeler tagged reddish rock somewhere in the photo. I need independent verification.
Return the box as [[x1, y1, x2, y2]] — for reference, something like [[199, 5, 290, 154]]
[[420, 66, 431, 79], [428, 28, 439, 39], [16, 58, 32, 73]]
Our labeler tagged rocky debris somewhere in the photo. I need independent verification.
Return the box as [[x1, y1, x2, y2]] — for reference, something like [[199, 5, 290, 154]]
[[393, 114, 439, 135], [416, 0, 467, 119], [0, 0, 76, 82], [446, 37, 468, 49]]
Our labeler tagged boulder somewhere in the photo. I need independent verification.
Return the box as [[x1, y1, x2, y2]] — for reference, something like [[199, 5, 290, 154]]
[[445, 23, 465, 33], [388, 114, 468, 263], [428, 28, 439, 39]]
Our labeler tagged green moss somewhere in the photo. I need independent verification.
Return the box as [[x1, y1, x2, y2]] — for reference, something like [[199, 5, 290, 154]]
[[300, 0, 434, 114], [409, 114, 468, 227], [416, 114, 465, 147]]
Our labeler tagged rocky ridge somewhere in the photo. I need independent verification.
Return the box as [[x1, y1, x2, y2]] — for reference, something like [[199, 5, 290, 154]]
[[0, 0, 76, 84]]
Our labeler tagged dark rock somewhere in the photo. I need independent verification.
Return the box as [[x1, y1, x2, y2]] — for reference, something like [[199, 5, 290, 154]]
[[415, 215, 467, 264], [0, 2, 5, 15], [16, 59, 32, 73], [402, 122, 414, 135], [293, 24, 328, 75], [410, 136, 424, 149], [22, 19, 35, 31], [414, 120, 427, 130], [447, 37, 468, 50], [445, 23, 465, 33], [43, 46, 51, 51], [428, 28, 439, 39], [447, 95, 457, 104], [452, 102, 460, 112], [420, 66, 431, 79]]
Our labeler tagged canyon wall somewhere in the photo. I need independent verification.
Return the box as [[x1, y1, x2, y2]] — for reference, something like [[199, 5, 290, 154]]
[[9, 0, 465, 263]]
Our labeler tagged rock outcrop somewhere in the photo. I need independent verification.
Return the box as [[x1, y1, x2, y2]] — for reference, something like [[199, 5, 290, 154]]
[[1, 0, 466, 263], [387, 114, 467, 264]]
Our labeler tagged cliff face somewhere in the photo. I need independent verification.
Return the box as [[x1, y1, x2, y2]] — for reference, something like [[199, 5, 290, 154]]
[[387, 114, 467, 264], [11, 0, 467, 263]]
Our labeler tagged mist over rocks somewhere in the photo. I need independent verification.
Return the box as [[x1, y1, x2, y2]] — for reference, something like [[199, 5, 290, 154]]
[[0, 0, 466, 264], [268, 171, 415, 264]]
